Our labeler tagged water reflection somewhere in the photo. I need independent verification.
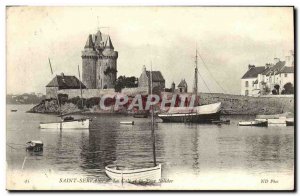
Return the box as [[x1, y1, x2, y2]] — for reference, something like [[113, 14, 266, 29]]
[[6, 105, 294, 183]]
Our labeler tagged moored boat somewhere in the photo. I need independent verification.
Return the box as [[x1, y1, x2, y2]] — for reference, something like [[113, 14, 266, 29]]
[[158, 102, 221, 123], [40, 118, 89, 129], [286, 118, 294, 126], [238, 120, 267, 127], [105, 64, 161, 184], [120, 121, 134, 125], [26, 140, 43, 152], [105, 164, 162, 183], [11, 109, 17, 112]]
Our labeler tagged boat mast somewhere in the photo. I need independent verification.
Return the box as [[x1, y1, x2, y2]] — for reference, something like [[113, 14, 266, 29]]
[[193, 48, 198, 105], [150, 63, 157, 167], [48, 58, 62, 117]]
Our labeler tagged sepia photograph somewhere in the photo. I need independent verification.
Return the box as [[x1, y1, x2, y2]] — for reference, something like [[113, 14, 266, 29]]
[[6, 6, 295, 191]]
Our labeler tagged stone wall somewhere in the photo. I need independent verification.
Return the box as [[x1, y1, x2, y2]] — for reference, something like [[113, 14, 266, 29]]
[[199, 93, 294, 115], [56, 87, 148, 99]]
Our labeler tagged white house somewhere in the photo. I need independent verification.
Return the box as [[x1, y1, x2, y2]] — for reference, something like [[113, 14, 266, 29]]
[[241, 50, 294, 96]]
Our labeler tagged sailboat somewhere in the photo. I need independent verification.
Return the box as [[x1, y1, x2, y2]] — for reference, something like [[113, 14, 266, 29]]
[[158, 49, 222, 123], [39, 61, 90, 129], [105, 65, 162, 184]]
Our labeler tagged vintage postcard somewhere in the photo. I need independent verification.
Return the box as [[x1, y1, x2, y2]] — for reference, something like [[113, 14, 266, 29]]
[[6, 6, 295, 191]]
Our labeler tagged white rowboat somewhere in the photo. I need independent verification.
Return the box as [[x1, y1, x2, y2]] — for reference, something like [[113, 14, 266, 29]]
[[40, 119, 89, 129], [105, 164, 161, 184], [120, 121, 134, 125]]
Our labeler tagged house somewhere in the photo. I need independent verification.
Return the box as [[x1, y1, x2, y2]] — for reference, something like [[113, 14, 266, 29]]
[[177, 79, 188, 93], [241, 50, 294, 96], [241, 65, 265, 96], [138, 66, 165, 92], [46, 73, 86, 98]]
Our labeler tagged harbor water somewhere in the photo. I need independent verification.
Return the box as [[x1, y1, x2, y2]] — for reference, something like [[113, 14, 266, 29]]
[[6, 104, 294, 190]]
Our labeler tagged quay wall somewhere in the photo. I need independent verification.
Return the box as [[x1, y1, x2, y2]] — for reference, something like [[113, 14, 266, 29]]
[[199, 93, 294, 115]]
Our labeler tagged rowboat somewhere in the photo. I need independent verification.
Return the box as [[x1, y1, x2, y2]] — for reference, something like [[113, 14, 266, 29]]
[[120, 121, 134, 125], [238, 120, 267, 127], [286, 118, 294, 126], [267, 117, 287, 127], [11, 109, 17, 112], [105, 164, 162, 183], [40, 118, 89, 129], [105, 64, 161, 184], [26, 140, 43, 152]]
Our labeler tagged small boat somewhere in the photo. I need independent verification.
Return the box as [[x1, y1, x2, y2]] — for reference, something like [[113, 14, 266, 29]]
[[286, 118, 294, 126], [133, 111, 149, 118], [238, 120, 267, 127], [40, 118, 90, 129], [26, 141, 43, 152], [120, 121, 134, 125], [106, 65, 161, 184], [267, 117, 287, 127], [11, 110, 17, 112], [105, 164, 162, 184], [211, 119, 230, 125]]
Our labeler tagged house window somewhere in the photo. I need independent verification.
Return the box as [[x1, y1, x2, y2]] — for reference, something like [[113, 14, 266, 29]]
[[245, 81, 248, 87], [252, 81, 255, 87], [245, 90, 249, 96], [285, 73, 288, 77]]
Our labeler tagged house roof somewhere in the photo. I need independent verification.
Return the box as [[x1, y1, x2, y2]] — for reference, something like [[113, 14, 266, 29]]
[[262, 61, 286, 75], [178, 79, 187, 87], [241, 66, 265, 79], [146, 71, 165, 82], [279, 66, 294, 74], [46, 74, 86, 89]]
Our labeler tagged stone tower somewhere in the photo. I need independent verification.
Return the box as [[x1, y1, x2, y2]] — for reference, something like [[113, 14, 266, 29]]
[[82, 34, 97, 88], [82, 30, 118, 89]]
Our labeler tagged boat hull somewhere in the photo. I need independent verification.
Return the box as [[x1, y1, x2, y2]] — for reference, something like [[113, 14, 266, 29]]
[[105, 164, 161, 184], [158, 111, 220, 123], [39, 119, 90, 129], [158, 102, 221, 123], [238, 120, 268, 127]]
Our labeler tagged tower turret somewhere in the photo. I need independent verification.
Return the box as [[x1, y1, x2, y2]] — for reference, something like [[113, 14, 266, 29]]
[[82, 34, 98, 88], [97, 35, 118, 89]]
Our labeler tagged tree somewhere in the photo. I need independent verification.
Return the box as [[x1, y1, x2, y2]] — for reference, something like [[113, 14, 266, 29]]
[[274, 84, 280, 95], [260, 82, 270, 95], [282, 82, 294, 94], [114, 75, 138, 92]]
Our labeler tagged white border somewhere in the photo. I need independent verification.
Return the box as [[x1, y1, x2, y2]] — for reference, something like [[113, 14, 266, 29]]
[[1, 1, 298, 196]]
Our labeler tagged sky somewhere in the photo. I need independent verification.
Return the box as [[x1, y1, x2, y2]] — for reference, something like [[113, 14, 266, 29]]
[[6, 6, 294, 95]]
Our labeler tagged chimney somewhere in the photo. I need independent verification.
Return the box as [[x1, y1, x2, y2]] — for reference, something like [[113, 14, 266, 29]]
[[248, 64, 255, 70], [265, 63, 272, 69], [274, 58, 280, 64]]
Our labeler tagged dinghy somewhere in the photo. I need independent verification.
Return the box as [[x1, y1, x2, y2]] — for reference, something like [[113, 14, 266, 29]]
[[286, 118, 294, 126], [238, 120, 267, 127], [105, 164, 161, 183], [40, 118, 89, 129], [120, 121, 134, 125], [105, 65, 161, 184], [26, 140, 43, 152]]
